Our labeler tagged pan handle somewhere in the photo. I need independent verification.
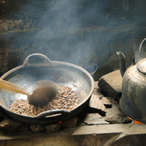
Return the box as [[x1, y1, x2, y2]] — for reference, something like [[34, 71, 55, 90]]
[[23, 53, 52, 67], [35, 109, 70, 119], [83, 64, 98, 75]]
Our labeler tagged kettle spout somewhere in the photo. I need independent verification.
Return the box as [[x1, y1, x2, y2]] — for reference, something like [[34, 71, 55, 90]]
[[116, 51, 127, 77]]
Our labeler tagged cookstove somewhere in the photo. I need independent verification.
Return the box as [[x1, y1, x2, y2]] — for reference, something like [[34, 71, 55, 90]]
[[0, 76, 146, 146], [1, 0, 146, 145]]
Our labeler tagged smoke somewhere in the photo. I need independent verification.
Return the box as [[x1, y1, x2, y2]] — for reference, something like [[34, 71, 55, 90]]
[[4, 0, 141, 69], [4, 0, 99, 68]]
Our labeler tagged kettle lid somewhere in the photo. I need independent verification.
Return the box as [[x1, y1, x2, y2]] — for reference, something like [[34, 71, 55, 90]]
[[137, 58, 146, 75]]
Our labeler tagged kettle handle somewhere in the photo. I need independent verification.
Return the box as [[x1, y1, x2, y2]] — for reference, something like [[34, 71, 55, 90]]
[[133, 38, 146, 65], [139, 37, 146, 55]]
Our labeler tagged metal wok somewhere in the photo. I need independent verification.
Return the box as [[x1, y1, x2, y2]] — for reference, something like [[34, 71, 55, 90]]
[[0, 53, 94, 124]]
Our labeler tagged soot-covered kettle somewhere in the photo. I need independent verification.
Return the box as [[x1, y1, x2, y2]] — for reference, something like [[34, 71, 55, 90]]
[[116, 38, 146, 123]]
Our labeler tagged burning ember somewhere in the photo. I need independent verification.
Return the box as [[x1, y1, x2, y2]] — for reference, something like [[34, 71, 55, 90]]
[[128, 117, 143, 124]]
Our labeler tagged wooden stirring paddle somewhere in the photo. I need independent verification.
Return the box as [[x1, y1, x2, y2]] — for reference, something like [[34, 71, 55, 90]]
[[0, 79, 58, 107]]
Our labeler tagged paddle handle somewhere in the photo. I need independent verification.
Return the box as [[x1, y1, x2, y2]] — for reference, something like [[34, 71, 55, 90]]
[[0, 79, 30, 95]]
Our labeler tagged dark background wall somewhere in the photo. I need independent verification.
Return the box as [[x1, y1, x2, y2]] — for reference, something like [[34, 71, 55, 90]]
[[1, 0, 146, 79]]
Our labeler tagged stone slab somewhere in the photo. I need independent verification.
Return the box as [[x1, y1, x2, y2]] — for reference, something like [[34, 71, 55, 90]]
[[89, 94, 106, 116], [98, 70, 122, 101], [83, 113, 109, 125], [100, 96, 112, 108]]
